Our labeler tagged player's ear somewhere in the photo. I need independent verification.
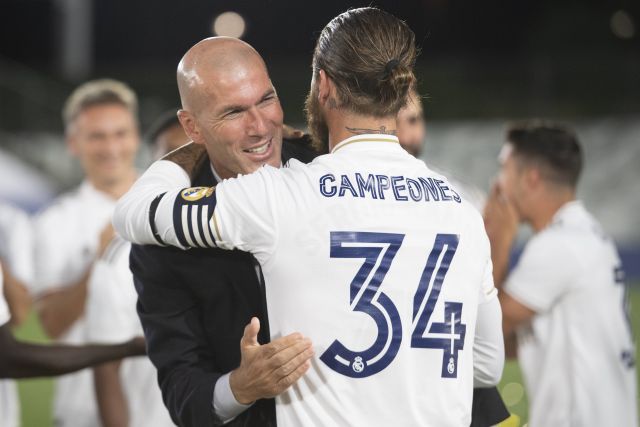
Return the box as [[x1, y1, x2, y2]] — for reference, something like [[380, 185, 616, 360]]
[[525, 166, 542, 189], [177, 110, 203, 146], [317, 69, 334, 108]]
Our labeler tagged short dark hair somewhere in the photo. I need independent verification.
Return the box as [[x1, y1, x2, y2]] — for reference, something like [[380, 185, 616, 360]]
[[146, 110, 180, 145], [506, 120, 583, 188], [312, 7, 417, 117]]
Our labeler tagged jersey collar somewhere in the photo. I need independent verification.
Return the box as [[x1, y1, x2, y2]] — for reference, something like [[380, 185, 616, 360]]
[[331, 134, 400, 154], [551, 200, 584, 226]]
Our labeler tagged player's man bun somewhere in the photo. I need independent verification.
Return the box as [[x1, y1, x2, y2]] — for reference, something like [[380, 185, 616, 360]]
[[312, 7, 418, 117]]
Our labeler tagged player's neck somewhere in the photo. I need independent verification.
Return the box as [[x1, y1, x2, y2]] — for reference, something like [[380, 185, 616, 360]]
[[327, 111, 397, 151], [530, 189, 576, 232]]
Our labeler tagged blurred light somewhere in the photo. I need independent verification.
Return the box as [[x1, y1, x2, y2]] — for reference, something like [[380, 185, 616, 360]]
[[611, 10, 635, 39], [213, 11, 246, 38], [501, 382, 525, 407]]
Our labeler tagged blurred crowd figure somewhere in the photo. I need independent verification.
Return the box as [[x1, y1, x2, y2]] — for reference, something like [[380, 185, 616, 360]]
[[0, 80, 179, 427], [484, 121, 637, 427]]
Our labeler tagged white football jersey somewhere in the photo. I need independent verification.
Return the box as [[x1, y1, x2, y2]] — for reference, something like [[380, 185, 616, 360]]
[[0, 265, 19, 427], [505, 201, 637, 427], [86, 237, 175, 427], [177, 135, 497, 426], [33, 180, 116, 427], [0, 203, 34, 285]]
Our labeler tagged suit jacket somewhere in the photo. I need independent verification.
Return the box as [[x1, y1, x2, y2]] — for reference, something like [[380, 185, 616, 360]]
[[131, 138, 318, 427]]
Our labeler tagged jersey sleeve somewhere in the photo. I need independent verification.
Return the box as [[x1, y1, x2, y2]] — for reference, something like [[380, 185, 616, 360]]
[[157, 166, 281, 262], [85, 240, 140, 343], [504, 232, 576, 313], [213, 167, 279, 259], [0, 205, 34, 285], [113, 159, 190, 245], [0, 265, 10, 326], [479, 256, 498, 304], [32, 205, 71, 295]]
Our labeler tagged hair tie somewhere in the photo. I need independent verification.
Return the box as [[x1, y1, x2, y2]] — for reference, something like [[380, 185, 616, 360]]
[[384, 59, 400, 77]]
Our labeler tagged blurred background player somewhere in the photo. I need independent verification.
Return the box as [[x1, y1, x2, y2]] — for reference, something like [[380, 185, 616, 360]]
[[146, 110, 191, 159], [31, 79, 140, 427], [484, 120, 638, 426], [84, 112, 187, 427]]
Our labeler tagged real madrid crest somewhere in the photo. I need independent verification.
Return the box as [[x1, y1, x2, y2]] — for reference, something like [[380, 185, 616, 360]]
[[181, 187, 215, 201]]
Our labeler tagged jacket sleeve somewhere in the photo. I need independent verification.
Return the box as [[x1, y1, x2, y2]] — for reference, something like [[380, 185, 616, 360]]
[[130, 243, 224, 427]]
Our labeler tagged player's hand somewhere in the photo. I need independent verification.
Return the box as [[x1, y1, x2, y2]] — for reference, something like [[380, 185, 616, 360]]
[[282, 124, 305, 140], [97, 223, 116, 259], [483, 181, 519, 246], [229, 317, 314, 404]]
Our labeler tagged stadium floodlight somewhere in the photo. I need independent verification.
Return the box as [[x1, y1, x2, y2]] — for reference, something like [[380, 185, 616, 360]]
[[610, 10, 635, 40], [212, 11, 247, 39]]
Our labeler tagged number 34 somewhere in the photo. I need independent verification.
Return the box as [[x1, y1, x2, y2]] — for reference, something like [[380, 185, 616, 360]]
[[320, 232, 466, 379]]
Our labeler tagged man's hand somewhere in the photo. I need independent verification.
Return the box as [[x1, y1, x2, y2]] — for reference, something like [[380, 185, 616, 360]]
[[483, 182, 519, 246], [229, 317, 313, 404], [483, 182, 519, 288], [282, 124, 304, 140], [162, 142, 209, 181]]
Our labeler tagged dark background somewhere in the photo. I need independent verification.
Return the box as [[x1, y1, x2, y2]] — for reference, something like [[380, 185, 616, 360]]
[[1, 0, 639, 130]]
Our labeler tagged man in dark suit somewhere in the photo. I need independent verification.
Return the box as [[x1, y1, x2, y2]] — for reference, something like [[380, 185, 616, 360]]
[[128, 38, 315, 427]]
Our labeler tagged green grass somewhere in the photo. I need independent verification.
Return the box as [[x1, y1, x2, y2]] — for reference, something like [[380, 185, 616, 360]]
[[12, 287, 640, 426]]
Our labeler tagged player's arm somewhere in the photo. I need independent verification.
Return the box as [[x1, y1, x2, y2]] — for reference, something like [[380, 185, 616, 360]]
[[94, 360, 129, 427], [498, 292, 536, 339], [113, 159, 191, 246], [0, 323, 144, 379], [1, 264, 32, 326], [473, 256, 505, 387], [35, 223, 115, 339]]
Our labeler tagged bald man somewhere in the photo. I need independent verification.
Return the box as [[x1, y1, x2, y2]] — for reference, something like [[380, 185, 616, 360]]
[[122, 38, 317, 427]]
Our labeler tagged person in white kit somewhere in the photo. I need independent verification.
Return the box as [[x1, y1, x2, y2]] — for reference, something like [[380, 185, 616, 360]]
[[32, 79, 140, 427], [84, 113, 187, 427], [114, 8, 504, 426], [483, 120, 637, 426], [86, 236, 175, 426]]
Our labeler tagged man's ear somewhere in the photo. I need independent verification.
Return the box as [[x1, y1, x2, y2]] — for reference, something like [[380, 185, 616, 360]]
[[177, 110, 203, 145], [525, 166, 542, 190], [317, 69, 337, 108]]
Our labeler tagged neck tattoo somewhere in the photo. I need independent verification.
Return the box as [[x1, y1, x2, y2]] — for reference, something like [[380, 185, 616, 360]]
[[346, 125, 397, 136]]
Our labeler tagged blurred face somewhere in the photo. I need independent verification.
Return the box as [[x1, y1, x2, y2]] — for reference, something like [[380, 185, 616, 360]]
[[497, 143, 527, 218], [153, 123, 190, 159], [67, 103, 139, 188], [396, 91, 425, 157], [184, 64, 283, 179]]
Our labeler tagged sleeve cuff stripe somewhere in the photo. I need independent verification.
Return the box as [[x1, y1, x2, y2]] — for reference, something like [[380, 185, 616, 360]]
[[211, 211, 222, 242], [191, 205, 207, 248], [181, 205, 198, 248], [201, 205, 216, 247]]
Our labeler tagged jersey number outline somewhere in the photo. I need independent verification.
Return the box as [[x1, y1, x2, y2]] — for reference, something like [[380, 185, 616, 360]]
[[320, 232, 466, 379]]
